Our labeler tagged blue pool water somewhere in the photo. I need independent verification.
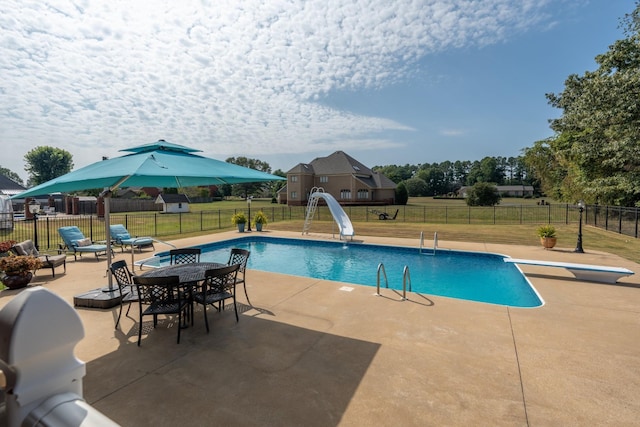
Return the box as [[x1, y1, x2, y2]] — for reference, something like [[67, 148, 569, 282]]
[[147, 236, 543, 308]]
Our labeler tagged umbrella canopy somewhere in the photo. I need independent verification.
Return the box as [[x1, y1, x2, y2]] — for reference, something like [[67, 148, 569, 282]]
[[12, 140, 285, 290], [14, 140, 284, 198]]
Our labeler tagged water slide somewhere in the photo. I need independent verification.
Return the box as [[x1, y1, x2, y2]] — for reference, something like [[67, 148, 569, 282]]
[[309, 191, 354, 238]]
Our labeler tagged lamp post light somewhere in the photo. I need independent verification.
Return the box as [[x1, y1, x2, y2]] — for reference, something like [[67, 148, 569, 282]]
[[246, 196, 252, 232], [574, 200, 585, 253], [28, 200, 40, 251]]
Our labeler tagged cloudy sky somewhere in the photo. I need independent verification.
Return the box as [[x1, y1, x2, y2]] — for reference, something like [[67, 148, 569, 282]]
[[0, 0, 633, 182]]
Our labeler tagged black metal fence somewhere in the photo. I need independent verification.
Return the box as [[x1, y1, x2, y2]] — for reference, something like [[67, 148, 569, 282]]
[[1, 203, 638, 252]]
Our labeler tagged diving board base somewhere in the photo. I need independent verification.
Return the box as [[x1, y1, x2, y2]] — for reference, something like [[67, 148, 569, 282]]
[[504, 258, 634, 284]]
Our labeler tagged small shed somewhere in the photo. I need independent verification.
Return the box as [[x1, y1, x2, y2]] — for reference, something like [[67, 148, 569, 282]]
[[155, 194, 190, 213]]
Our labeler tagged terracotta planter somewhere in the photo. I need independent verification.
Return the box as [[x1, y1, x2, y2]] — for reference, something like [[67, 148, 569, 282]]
[[540, 237, 557, 249], [1, 272, 33, 289]]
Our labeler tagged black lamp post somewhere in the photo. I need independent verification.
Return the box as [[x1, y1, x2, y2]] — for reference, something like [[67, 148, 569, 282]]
[[574, 200, 585, 253], [28, 200, 40, 251], [246, 197, 252, 232]]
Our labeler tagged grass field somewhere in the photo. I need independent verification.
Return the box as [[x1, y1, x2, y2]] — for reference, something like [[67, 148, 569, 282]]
[[4, 196, 640, 264]]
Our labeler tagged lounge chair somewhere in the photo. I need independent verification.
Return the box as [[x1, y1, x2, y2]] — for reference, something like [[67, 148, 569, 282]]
[[109, 224, 155, 253], [58, 226, 112, 261], [11, 239, 66, 277]]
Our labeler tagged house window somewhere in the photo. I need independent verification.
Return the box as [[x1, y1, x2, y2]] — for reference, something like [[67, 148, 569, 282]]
[[178, 203, 182, 209], [340, 189, 351, 199], [290, 176, 298, 182], [290, 191, 297, 199], [319, 176, 328, 183], [357, 189, 369, 199]]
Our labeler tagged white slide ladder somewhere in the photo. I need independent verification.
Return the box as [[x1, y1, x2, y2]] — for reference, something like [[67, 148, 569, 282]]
[[302, 187, 321, 235], [302, 187, 355, 240]]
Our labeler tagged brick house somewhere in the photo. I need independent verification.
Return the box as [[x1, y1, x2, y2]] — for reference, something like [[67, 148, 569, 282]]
[[279, 151, 396, 206]]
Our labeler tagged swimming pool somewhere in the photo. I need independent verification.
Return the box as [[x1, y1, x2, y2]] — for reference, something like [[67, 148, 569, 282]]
[[143, 236, 543, 308]]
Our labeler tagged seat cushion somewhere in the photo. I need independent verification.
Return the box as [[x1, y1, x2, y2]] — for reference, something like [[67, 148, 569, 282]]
[[40, 254, 66, 267], [13, 240, 39, 256]]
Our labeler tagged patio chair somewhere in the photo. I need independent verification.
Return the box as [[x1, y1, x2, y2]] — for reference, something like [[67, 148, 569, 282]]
[[227, 248, 251, 305], [11, 239, 66, 277], [170, 248, 201, 265], [132, 275, 188, 346], [110, 260, 139, 329], [58, 226, 111, 261], [109, 224, 155, 253], [192, 264, 240, 333]]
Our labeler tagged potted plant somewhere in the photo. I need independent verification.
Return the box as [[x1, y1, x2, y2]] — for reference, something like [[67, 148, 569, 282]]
[[0, 254, 42, 289], [231, 212, 248, 232], [0, 240, 16, 257], [253, 211, 268, 232], [536, 225, 557, 249]]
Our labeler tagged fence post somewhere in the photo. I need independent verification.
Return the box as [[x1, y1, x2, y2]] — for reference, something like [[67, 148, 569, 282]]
[[605, 206, 609, 231], [635, 207, 639, 238], [619, 207, 623, 234], [520, 205, 523, 224]]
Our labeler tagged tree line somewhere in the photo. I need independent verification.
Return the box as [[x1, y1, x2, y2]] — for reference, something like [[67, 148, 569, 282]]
[[373, 155, 535, 197]]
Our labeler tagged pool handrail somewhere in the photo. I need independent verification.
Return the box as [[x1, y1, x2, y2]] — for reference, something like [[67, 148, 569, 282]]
[[375, 263, 388, 295], [402, 265, 412, 300]]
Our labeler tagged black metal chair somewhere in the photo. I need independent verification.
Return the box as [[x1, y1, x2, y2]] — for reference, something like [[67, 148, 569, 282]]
[[169, 248, 201, 265], [227, 248, 251, 305], [132, 275, 188, 346], [110, 260, 139, 329], [192, 264, 240, 333]]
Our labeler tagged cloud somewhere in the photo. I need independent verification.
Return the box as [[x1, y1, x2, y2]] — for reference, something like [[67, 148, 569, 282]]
[[440, 129, 466, 137], [0, 0, 558, 174]]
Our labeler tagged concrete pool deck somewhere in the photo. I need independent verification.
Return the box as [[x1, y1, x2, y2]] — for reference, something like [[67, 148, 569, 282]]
[[1, 230, 639, 426]]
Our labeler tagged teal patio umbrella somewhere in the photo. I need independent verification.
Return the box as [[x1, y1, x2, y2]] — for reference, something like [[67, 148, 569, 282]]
[[13, 140, 285, 290]]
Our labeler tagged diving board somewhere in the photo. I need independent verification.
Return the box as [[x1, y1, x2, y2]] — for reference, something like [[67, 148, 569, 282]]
[[303, 187, 354, 239], [504, 258, 634, 284]]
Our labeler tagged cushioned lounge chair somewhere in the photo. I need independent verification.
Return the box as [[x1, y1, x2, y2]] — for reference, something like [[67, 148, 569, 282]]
[[109, 224, 154, 253], [11, 239, 66, 277], [58, 226, 111, 261]]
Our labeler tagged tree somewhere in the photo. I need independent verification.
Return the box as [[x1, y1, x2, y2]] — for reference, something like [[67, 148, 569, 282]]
[[403, 177, 429, 197], [531, 3, 640, 206], [395, 182, 409, 205], [465, 182, 501, 206], [0, 166, 24, 186], [225, 157, 273, 198], [466, 157, 505, 185], [372, 164, 416, 183], [24, 146, 73, 186]]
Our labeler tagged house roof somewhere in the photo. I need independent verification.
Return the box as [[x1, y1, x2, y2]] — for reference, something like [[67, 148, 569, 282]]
[[0, 174, 26, 195], [155, 193, 190, 204], [287, 151, 396, 188]]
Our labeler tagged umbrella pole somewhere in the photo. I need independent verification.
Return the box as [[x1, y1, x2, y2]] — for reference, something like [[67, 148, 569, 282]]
[[104, 190, 114, 291]]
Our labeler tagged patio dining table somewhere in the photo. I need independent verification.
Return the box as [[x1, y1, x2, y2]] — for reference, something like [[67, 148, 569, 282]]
[[139, 262, 226, 283], [138, 262, 227, 329]]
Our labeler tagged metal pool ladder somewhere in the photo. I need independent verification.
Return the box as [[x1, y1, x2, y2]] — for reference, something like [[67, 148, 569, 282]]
[[419, 231, 438, 255], [375, 263, 412, 301]]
